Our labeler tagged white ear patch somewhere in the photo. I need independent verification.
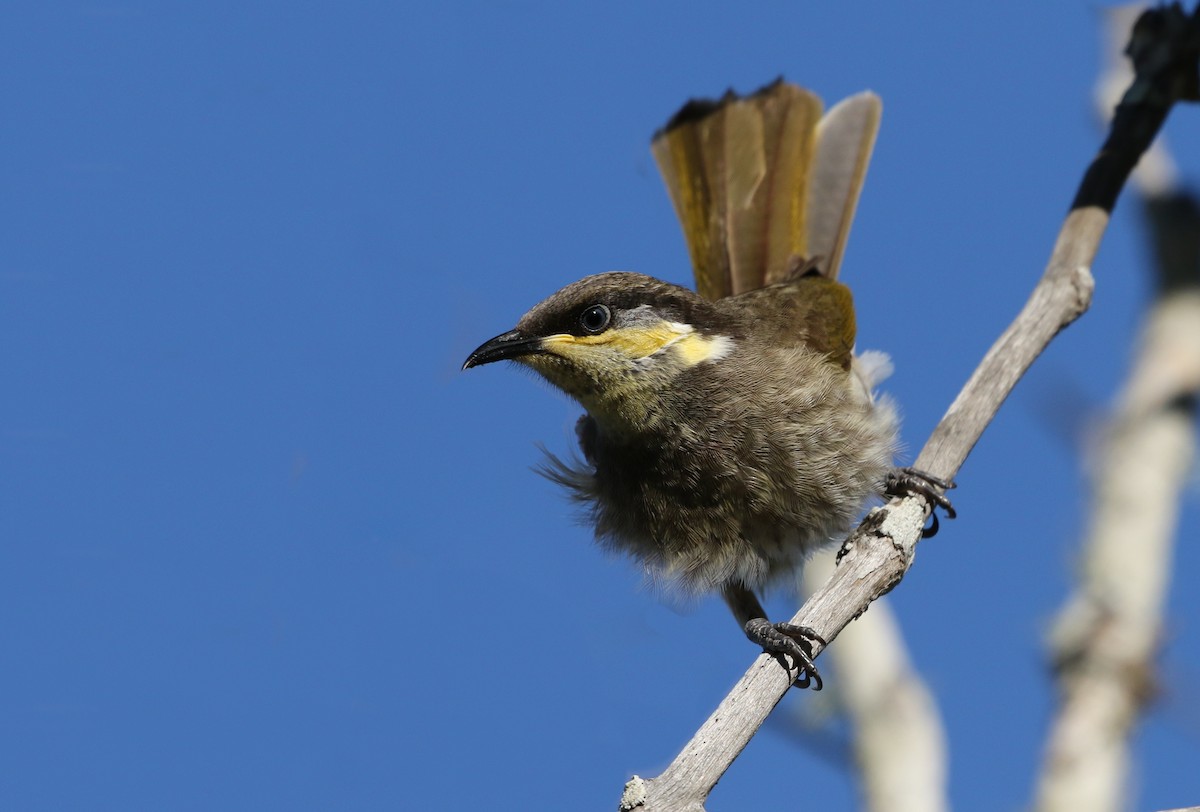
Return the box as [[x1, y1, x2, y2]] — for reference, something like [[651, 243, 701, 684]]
[[667, 323, 735, 366]]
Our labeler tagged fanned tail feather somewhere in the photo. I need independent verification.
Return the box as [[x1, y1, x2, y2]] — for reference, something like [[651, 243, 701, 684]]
[[651, 80, 881, 297]]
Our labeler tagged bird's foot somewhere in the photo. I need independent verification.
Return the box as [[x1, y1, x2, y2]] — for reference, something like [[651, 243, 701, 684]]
[[885, 467, 957, 537], [744, 618, 825, 691]]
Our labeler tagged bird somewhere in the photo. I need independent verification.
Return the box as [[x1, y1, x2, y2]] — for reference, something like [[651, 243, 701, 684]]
[[463, 80, 951, 689]]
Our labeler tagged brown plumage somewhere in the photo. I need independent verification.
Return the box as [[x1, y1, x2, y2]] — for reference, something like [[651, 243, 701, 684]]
[[532, 270, 898, 596], [464, 81, 907, 688]]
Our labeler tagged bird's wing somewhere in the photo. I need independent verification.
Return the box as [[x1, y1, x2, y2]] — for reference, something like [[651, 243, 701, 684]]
[[725, 274, 857, 370], [651, 82, 879, 297]]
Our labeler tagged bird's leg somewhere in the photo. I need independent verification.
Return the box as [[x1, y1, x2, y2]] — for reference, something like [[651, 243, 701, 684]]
[[722, 582, 825, 691], [885, 467, 957, 537]]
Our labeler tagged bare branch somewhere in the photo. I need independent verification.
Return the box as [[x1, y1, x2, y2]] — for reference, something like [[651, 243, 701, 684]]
[[624, 6, 1200, 809]]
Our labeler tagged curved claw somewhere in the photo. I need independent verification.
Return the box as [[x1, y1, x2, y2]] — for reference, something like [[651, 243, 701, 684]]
[[886, 467, 957, 528], [744, 618, 825, 691]]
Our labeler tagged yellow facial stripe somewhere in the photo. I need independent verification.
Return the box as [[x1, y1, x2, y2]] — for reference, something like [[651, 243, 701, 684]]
[[542, 323, 732, 366]]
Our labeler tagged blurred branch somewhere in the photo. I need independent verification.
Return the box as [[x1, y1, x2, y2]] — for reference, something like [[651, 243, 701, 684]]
[[800, 553, 948, 812], [622, 6, 1199, 810], [1033, 6, 1200, 812]]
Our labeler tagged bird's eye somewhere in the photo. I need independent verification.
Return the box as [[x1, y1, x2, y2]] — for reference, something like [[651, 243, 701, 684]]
[[578, 304, 611, 334]]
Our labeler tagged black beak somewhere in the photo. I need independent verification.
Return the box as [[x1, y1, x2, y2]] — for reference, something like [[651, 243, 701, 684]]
[[462, 329, 544, 370]]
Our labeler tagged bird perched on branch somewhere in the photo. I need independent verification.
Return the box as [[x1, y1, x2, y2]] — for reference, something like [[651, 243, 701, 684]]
[[464, 80, 951, 689]]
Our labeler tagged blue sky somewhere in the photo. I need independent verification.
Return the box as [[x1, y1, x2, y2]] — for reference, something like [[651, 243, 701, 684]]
[[3, 3, 1198, 810]]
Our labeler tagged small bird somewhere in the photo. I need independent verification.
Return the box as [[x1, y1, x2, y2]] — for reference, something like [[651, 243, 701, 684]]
[[464, 81, 950, 689]]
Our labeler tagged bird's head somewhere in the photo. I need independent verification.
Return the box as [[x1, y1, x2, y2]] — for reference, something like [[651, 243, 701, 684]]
[[464, 272, 738, 426]]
